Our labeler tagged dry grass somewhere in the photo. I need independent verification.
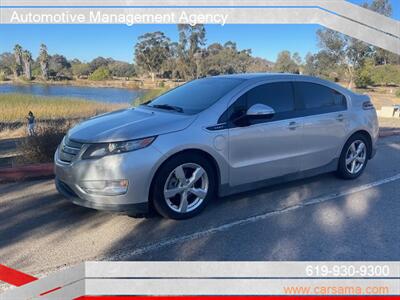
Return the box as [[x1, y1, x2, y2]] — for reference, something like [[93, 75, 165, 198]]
[[0, 126, 27, 139], [0, 93, 128, 123]]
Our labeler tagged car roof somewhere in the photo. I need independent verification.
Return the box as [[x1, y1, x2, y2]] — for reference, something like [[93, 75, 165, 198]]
[[212, 73, 317, 81], [209, 73, 354, 96]]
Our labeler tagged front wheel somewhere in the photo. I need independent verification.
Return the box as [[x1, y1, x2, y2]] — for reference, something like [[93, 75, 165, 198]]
[[336, 134, 369, 179], [151, 154, 216, 219]]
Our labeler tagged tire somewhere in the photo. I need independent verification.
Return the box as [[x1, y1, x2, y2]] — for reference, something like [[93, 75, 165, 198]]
[[336, 133, 369, 179], [151, 153, 216, 219]]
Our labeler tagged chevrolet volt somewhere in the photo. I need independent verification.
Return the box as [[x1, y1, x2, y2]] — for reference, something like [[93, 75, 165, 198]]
[[55, 74, 378, 219]]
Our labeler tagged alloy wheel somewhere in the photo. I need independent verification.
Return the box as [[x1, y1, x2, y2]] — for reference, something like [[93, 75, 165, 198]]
[[163, 163, 209, 213], [345, 140, 367, 174]]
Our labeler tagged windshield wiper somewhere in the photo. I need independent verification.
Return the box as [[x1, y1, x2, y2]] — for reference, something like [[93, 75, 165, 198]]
[[150, 104, 184, 113]]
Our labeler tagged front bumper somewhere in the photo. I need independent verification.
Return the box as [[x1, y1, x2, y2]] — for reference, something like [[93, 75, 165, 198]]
[[54, 144, 164, 213], [370, 146, 377, 159], [55, 178, 147, 213]]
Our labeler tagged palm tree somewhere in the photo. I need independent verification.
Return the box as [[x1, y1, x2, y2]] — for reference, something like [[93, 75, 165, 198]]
[[39, 44, 49, 80], [13, 44, 23, 78], [22, 50, 33, 80]]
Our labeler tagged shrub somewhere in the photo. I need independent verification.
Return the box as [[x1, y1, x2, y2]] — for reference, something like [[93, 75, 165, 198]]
[[17, 123, 69, 164], [355, 69, 374, 88], [355, 59, 374, 88], [371, 64, 400, 86], [88, 66, 112, 81]]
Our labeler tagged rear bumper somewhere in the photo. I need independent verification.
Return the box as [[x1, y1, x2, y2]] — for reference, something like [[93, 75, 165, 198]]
[[55, 178, 148, 214]]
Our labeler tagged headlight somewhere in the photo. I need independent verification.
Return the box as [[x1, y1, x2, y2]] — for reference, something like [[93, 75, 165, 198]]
[[82, 136, 156, 159]]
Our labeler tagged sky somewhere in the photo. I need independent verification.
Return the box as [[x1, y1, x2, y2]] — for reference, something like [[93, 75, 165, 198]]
[[0, 0, 398, 63]]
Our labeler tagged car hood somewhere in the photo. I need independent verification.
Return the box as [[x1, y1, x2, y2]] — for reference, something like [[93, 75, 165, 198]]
[[67, 107, 196, 143]]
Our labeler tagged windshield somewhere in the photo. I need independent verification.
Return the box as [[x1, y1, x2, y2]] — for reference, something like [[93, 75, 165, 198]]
[[145, 77, 244, 114]]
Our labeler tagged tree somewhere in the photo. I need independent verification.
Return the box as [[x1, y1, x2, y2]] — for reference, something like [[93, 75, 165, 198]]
[[21, 50, 33, 80], [39, 44, 49, 80], [315, 28, 372, 87], [313, 0, 399, 86], [134, 31, 171, 81], [89, 57, 112, 72], [363, 0, 398, 65], [161, 42, 180, 79], [48, 54, 71, 76], [201, 42, 253, 76], [108, 61, 136, 78], [0, 52, 15, 75], [369, 0, 392, 16], [303, 50, 344, 81], [246, 57, 273, 73], [303, 53, 318, 76], [177, 25, 206, 79], [274, 51, 299, 73], [13, 44, 23, 78], [292, 52, 302, 66]]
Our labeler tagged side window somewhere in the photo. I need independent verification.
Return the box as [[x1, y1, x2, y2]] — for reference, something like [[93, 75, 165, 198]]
[[293, 82, 347, 114], [247, 82, 295, 113], [218, 82, 296, 124]]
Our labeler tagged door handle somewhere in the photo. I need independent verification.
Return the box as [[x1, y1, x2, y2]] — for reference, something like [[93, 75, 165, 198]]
[[336, 114, 345, 122], [288, 121, 299, 130]]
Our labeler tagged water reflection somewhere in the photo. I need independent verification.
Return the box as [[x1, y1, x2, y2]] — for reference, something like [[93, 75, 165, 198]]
[[0, 83, 144, 104]]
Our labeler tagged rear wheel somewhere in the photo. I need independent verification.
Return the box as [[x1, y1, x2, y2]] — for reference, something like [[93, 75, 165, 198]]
[[336, 134, 369, 179], [151, 154, 216, 219]]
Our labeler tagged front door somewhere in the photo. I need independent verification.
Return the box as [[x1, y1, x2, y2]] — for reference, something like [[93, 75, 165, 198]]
[[226, 81, 305, 187]]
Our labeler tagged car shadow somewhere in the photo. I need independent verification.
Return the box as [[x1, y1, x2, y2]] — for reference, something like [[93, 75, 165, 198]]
[[0, 138, 399, 272]]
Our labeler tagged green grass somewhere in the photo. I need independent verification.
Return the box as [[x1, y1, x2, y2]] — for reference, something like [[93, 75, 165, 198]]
[[133, 87, 170, 107], [0, 93, 128, 123]]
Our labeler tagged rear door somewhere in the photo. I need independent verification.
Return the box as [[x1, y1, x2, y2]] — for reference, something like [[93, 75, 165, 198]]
[[293, 81, 348, 171]]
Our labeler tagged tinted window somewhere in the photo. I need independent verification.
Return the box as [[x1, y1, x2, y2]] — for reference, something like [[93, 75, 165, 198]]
[[247, 82, 295, 113], [294, 82, 346, 112], [218, 82, 296, 124], [146, 77, 244, 114]]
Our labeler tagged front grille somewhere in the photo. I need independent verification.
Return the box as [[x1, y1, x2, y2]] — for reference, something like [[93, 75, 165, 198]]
[[59, 136, 83, 163]]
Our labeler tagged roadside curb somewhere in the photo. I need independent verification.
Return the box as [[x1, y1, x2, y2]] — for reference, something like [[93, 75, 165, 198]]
[[0, 163, 54, 183], [379, 128, 400, 137]]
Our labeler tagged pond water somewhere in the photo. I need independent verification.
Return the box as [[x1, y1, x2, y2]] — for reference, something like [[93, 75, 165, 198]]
[[0, 83, 145, 104]]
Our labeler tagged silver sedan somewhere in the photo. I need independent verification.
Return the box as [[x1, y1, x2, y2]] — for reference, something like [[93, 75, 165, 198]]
[[55, 74, 378, 219]]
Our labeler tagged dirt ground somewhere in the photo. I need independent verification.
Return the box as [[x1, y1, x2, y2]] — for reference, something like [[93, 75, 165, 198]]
[[361, 86, 399, 109]]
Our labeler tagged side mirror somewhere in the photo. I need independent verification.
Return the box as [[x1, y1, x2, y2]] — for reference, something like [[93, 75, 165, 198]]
[[246, 104, 275, 119]]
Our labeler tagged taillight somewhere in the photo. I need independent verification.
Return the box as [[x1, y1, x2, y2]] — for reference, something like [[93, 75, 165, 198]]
[[362, 101, 374, 110]]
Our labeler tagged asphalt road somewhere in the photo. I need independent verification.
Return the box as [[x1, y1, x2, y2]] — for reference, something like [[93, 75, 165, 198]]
[[0, 135, 399, 279]]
